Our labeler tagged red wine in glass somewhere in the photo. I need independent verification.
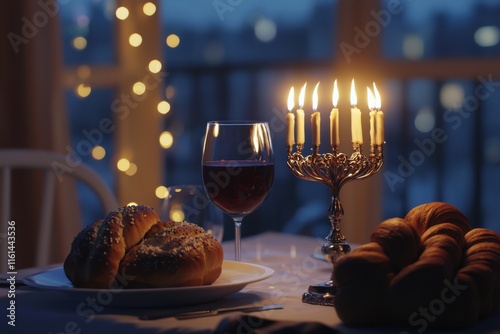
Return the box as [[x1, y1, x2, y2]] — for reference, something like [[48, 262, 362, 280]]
[[202, 160, 274, 216]]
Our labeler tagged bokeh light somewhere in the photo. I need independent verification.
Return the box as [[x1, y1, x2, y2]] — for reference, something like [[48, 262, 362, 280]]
[[414, 107, 435, 133], [124, 162, 138, 176], [148, 59, 162, 73], [157, 101, 171, 114], [91, 146, 106, 160], [116, 7, 129, 20], [72, 36, 87, 50], [159, 131, 174, 148], [76, 84, 91, 98], [143, 2, 156, 16], [132, 82, 146, 95], [254, 18, 277, 42], [166, 34, 180, 48], [403, 34, 424, 60], [117, 158, 131, 171], [440, 83, 464, 109], [475, 26, 499, 47], [129, 33, 142, 47], [155, 185, 168, 199]]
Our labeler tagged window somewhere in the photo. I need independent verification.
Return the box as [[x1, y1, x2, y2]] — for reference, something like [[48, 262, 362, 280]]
[[59, 0, 500, 241]]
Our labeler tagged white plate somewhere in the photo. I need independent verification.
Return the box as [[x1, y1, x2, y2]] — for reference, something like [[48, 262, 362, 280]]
[[23, 261, 273, 308]]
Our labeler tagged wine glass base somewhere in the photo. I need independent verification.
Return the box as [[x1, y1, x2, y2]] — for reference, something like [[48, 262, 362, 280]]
[[302, 280, 336, 306]]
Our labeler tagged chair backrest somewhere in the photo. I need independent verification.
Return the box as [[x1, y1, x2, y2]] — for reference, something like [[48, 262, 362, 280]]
[[0, 149, 119, 271]]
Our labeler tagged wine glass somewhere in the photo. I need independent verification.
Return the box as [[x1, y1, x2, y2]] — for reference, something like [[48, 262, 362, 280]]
[[202, 121, 274, 261]]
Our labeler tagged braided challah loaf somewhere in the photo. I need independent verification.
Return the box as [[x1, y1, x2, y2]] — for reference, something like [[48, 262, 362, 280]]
[[334, 202, 500, 329], [63, 205, 223, 289], [119, 221, 224, 288]]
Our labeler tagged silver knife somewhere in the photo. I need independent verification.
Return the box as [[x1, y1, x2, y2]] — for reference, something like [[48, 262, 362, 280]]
[[141, 304, 283, 320]]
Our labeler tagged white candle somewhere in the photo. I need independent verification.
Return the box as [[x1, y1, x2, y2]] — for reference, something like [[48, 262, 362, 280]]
[[330, 80, 340, 147], [376, 111, 384, 145], [350, 79, 363, 144], [373, 83, 384, 145], [311, 112, 320, 146], [311, 82, 320, 146], [296, 83, 306, 145], [286, 87, 295, 146], [367, 87, 376, 145]]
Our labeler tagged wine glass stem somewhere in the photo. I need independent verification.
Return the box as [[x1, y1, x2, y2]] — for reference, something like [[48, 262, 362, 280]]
[[233, 218, 242, 261]]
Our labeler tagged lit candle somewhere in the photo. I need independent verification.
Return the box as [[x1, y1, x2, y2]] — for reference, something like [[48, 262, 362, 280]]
[[373, 83, 384, 145], [350, 79, 363, 145], [311, 82, 321, 147], [286, 87, 295, 147], [330, 80, 340, 147], [296, 83, 306, 146], [367, 87, 376, 146]]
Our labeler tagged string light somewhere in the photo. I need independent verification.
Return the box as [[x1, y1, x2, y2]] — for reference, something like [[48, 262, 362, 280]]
[[159, 131, 174, 149], [155, 186, 168, 199], [93, 3, 168, 203], [117, 158, 131, 171], [157, 101, 171, 114], [132, 82, 146, 95], [143, 2, 156, 16], [124, 163, 138, 176], [129, 33, 142, 47], [148, 59, 162, 73], [116, 7, 129, 20]]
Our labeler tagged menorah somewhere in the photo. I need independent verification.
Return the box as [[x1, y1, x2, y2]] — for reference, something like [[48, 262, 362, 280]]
[[287, 142, 384, 306]]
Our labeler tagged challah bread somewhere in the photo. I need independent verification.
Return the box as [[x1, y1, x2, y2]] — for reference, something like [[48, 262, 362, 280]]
[[334, 202, 500, 329], [119, 221, 223, 288], [64, 205, 223, 289], [64, 205, 159, 288]]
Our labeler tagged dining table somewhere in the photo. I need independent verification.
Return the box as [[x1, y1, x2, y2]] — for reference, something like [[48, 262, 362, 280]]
[[1, 231, 499, 334]]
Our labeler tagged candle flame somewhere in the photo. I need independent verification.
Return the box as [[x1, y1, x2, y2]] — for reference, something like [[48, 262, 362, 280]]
[[287, 87, 295, 111], [332, 79, 339, 107], [373, 82, 381, 109], [367, 87, 375, 110], [298, 82, 307, 108], [312, 82, 319, 111], [350, 79, 357, 107]]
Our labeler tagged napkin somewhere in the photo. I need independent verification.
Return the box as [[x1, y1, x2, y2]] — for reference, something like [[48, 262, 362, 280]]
[[213, 315, 339, 334]]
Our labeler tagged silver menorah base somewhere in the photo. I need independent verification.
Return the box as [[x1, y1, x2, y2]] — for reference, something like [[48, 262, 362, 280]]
[[287, 143, 384, 306]]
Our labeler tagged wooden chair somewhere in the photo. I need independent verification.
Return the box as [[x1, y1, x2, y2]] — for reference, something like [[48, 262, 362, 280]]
[[0, 149, 118, 271]]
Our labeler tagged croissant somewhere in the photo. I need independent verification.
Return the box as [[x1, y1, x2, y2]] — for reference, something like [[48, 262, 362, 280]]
[[63, 205, 223, 289], [334, 202, 500, 329]]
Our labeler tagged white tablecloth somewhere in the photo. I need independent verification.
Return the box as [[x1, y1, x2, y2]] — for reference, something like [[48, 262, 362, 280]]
[[1, 232, 499, 333]]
